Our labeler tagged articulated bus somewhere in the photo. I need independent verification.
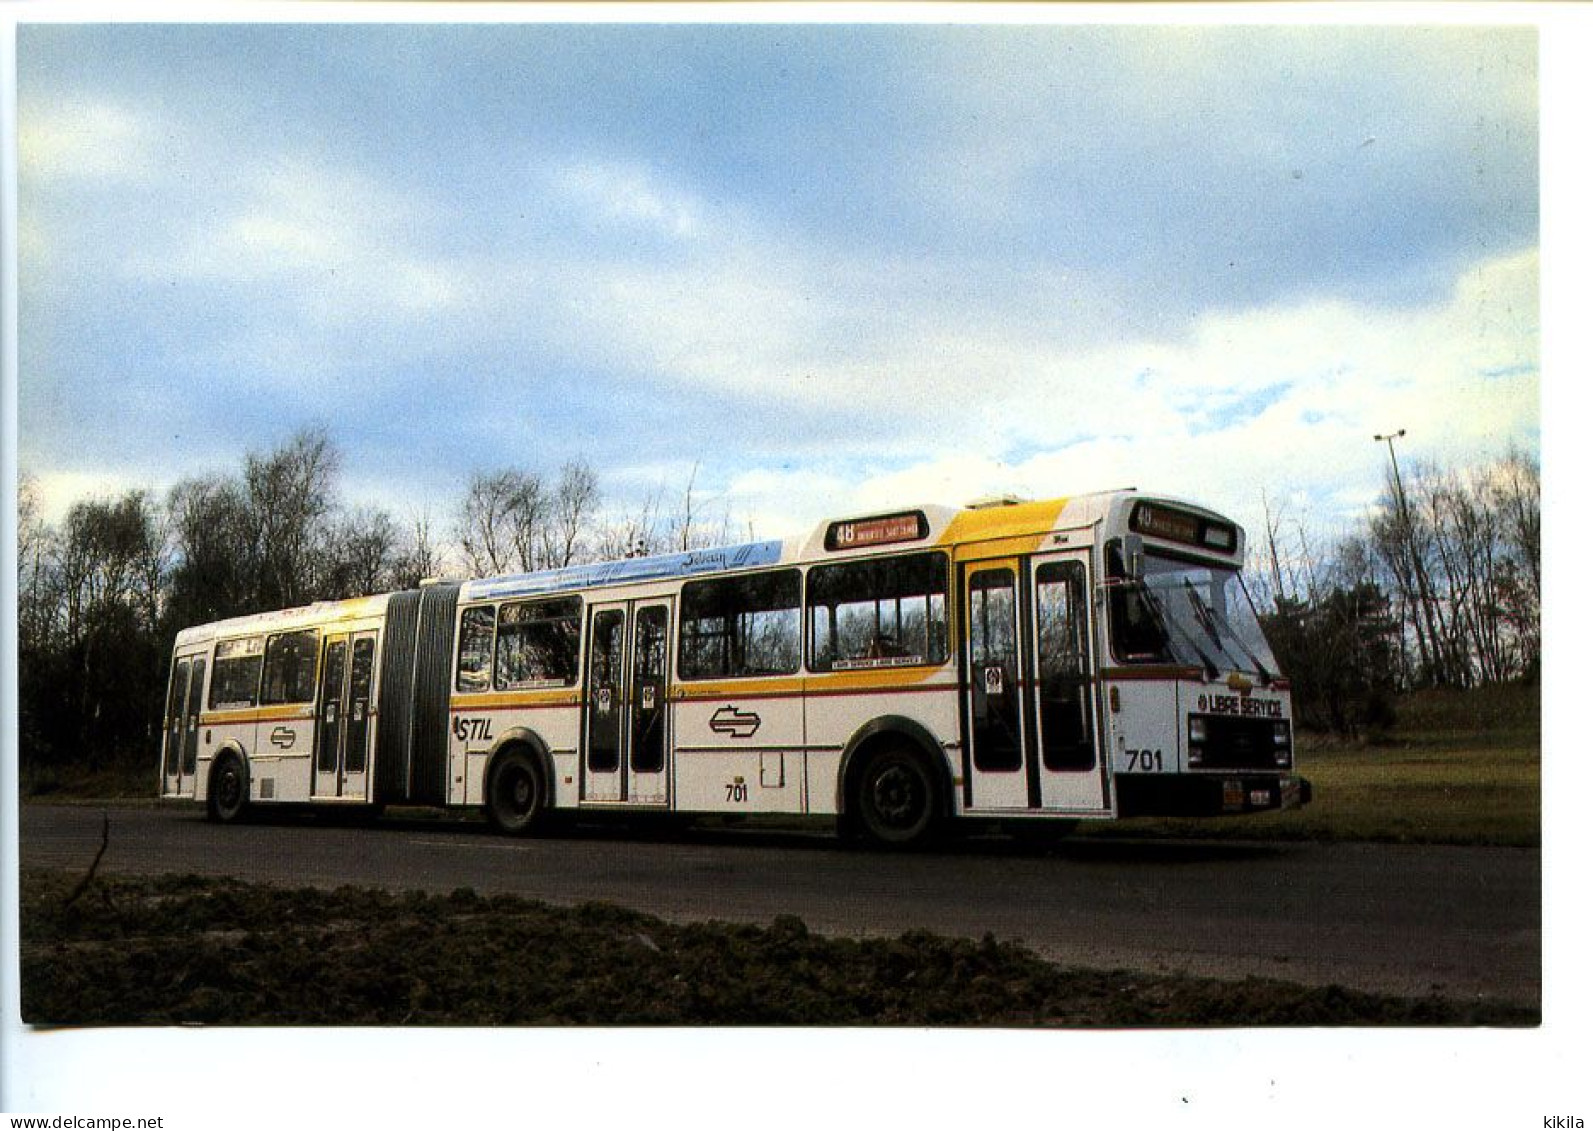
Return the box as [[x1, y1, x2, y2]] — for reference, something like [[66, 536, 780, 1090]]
[[160, 490, 1311, 847]]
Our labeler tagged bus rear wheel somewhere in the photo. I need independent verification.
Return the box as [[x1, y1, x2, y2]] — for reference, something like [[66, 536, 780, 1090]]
[[852, 745, 940, 849], [486, 750, 546, 835], [206, 753, 249, 824]]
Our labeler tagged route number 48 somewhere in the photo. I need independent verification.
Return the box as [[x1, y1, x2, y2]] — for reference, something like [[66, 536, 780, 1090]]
[[1126, 748, 1164, 772]]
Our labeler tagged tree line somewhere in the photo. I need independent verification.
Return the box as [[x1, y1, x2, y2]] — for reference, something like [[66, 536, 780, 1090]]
[[1252, 447, 1540, 734], [16, 427, 735, 773]]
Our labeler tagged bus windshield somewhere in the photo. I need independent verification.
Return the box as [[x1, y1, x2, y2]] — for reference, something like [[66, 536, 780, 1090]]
[[1108, 554, 1281, 681]]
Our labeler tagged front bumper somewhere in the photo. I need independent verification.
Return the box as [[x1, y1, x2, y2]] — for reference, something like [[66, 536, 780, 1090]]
[[1116, 773, 1313, 818]]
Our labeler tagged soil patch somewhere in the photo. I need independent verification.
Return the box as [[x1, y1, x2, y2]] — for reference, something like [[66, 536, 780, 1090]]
[[21, 871, 1537, 1027]]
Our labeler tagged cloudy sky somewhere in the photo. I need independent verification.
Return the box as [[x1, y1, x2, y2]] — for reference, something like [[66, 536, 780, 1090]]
[[16, 18, 1541, 555]]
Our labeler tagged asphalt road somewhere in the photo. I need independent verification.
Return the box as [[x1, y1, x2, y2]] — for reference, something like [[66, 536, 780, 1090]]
[[20, 802, 1540, 1006]]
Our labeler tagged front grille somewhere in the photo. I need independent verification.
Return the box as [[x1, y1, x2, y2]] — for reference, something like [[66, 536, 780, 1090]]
[[1193, 715, 1287, 770]]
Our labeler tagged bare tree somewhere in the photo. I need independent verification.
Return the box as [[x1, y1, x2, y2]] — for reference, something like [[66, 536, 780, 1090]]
[[1368, 459, 1453, 686], [16, 473, 60, 650], [166, 473, 254, 625], [390, 510, 445, 589], [58, 491, 165, 639], [543, 459, 601, 568], [456, 468, 548, 577], [594, 485, 665, 561], [1488, 447, 1540, 679], [245, 427, 341, 610], [664, 462, 734, 552], [323, 506, 401, 598], [1259, 489, 1287, 610], [48, 490, 170, 765]]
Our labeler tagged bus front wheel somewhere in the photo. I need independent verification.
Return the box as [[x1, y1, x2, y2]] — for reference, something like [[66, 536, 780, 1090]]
[[206, 753, 250, 824], [485, 750, 546, 835], [852, 745, 940, 849]]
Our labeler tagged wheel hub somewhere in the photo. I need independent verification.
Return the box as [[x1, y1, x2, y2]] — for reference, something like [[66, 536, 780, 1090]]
[[872, 766, 920, 826]]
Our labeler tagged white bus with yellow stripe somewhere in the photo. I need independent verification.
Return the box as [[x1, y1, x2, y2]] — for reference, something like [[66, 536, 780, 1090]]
[[160, 489, 1310, 846]]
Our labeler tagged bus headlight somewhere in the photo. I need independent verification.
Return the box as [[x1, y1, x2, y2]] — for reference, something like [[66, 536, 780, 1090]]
[[1273, 721, 1291, 765]]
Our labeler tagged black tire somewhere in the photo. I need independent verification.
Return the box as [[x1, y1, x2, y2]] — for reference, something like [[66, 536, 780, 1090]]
[[206, 752, 249, 824], [485, 749, 546, 835], [852, 745, 940, 849]]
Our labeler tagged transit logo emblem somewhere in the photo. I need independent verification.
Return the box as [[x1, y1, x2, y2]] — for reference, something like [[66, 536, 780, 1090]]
[[270, 726, 297, 749], [709, 706, 762, 739]]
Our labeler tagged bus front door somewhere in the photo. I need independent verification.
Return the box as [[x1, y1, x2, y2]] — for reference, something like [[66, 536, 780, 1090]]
[[582, 599, 673, 807], [313, 631, 377, 800], [962, 552, 1108, 815]]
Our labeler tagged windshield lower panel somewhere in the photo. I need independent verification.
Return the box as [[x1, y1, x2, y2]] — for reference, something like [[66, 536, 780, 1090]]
[[1107, 553, 1281, 679]]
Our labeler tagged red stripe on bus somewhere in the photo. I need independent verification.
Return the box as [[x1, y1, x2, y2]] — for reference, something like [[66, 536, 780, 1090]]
[[199, 711, 312, 725], [1100, 666, 1204, 682], [450, 681, 957, 712]]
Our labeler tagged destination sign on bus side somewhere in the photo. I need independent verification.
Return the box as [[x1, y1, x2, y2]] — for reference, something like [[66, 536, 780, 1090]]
[[825, 510, 928, 551]]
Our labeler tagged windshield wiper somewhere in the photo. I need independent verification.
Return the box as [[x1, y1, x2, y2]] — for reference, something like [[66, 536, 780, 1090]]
[[1146, 584, 1221, 680], [1185, 579, 1274, 684], [1183, 580, 1225, 647]]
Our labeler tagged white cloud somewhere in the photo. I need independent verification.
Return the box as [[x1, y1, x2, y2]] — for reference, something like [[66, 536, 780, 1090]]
[[19, 100, 153, 183], [698, 246, 1538, 545], [548, 159, 706, 239], [170, 160, 464, 309], [550, 226, 1535, 462], [29, 469, 161, 526]]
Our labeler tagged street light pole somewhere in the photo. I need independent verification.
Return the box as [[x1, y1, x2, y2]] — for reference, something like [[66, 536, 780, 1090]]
[[1373, 427, 1440, 685], [1373, 428, 1410, 528]]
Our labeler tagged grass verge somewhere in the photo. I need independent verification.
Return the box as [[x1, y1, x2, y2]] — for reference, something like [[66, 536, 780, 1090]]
[[1086, 732, 1539, 847], [21, 871, 1536, 1027], [1084, 685, 1540, 847]]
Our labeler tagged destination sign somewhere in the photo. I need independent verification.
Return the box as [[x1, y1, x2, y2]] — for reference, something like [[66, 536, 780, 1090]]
[[825, 510, 928, 552], [1130, 503, 1236, 552]]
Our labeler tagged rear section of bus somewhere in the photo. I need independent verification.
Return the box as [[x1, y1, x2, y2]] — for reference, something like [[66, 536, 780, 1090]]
[[159, 625, 214, 801]]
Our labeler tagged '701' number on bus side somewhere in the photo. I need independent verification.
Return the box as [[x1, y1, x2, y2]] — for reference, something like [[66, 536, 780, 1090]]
[[1125, 748, 1164, 772]]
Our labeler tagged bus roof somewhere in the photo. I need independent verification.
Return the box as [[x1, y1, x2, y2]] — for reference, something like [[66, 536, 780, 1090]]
[[171, 488, 1241, 640], [174, 592, 391, 648], [458, 490, 1142, 604]]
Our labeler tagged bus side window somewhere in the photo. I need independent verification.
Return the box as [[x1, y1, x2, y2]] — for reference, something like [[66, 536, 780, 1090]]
[[494, 597, 581, 689], [210, 636, 265, 709], [807, 551, 948, 671], [679, 570, 801, 679], [456, 606, 496, 693], [261, 630, 319, 705]]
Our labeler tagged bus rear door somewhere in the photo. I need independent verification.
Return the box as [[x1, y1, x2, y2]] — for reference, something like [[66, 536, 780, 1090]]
[[582, 598, 673, 806], [313, 631, 377, 800], [162, 652, 206, 798]]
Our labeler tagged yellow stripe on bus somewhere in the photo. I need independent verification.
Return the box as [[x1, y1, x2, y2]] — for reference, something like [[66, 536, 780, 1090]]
[[450, 688, 582, 711], [200, 705, 315, 725], [939, 497, 1071, 550]]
